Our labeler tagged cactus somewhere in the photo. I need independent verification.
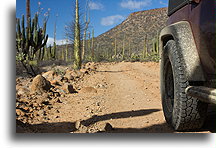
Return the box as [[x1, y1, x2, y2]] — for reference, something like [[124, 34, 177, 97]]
[[82, 0, 90, 61], [155, 31, 159, 55], [122, 34, 125, 60], [91, 29, 95, 61], [43, 45, 48, 60], [16, 13, 48, 76], [50, 14, 58, 59], [143, 34, 147, 59], [65, 35, 69, 62], [114, 37, 117, 59], [128, 39, 131, 59], [26, 0, 31, 22], [88, 32, 91, 53], [73, 0, 82, 70]]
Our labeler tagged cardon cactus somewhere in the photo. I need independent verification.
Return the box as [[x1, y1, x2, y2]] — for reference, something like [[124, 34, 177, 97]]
[[73, 0, 82, 70], [16, 14, 48, 60], [16, 13, 48, 75]]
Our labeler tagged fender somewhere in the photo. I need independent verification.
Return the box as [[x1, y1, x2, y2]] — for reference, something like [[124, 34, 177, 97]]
[[159, 21, 205, 82]]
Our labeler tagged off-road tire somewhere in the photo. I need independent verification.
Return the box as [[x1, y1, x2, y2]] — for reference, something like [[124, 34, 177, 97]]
[[160, 40, 208, 131]]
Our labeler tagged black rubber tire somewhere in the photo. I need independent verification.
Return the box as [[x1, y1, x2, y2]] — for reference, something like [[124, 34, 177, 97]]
[[160, 40, 208, 131]]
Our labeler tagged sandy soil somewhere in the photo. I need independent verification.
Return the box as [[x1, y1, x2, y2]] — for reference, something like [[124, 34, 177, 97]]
[[16, 62, 216, 133]]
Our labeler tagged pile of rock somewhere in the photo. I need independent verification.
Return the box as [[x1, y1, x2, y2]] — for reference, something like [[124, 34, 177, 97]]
[[16, 62, 98, 125]]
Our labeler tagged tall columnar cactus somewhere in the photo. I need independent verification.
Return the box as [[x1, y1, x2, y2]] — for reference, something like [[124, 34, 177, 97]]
[[65, 35, 69, 62], [82, 0, 90, 61], [155, 31, 159, 55], [91, 29, 95, 61], [50, 42, 56, 59], [16, 13, 48, 75], [88, 32, 91, 53], [128, 39, 131, 59], [61, 44, 65, 61], [73, 0, 82, 70], [43, 45, 48, 60], [143, 34, 147, 59], [26, 0, 31, 21], [122, 34, 125, 60], [50, 15, 57, 59], [114, 37, 117, 59]]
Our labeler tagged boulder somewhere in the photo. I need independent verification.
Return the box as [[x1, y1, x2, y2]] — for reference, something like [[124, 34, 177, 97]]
[[30, 75, 51, 94], [42, 70, 56, 81]]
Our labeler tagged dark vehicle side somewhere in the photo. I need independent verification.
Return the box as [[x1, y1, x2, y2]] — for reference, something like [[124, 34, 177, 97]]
[[159, 0, 216, 131]]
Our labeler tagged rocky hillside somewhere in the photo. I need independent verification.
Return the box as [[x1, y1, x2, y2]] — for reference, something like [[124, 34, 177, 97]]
[[94, 7, 168, 57]]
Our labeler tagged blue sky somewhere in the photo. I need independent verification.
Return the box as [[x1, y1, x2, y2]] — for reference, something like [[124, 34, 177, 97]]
[[16, 0, 168, 45]]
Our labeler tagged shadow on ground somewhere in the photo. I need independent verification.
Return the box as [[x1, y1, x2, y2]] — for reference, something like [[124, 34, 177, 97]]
[[81, 109, 160, 127], [16, 106, 215, 133]]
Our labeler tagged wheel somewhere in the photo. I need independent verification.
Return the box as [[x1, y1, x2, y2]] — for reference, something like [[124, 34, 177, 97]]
[[160, 40, 208, 131]]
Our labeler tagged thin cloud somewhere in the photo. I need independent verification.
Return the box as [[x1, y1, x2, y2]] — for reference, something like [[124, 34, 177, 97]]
[[89, 1, 104, 10], [101, 15, 125, 26], [159, 1, 168, 6], [47, 37, 68, 46], [120, 0, 152, 10]]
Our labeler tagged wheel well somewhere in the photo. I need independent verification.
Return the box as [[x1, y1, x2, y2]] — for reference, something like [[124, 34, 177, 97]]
[[161, 35, 174, 47]]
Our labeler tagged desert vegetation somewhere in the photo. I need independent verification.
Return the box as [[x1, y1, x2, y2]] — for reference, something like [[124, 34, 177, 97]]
[[16, 0, 167, 77]]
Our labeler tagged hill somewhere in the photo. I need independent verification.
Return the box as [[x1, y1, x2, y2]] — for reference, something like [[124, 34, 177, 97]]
[[94, 7, 168, 60], [54, 7, 168, 62]]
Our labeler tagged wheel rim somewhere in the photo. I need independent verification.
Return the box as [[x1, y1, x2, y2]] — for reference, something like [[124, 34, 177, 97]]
[[165, 60, 174, 113]]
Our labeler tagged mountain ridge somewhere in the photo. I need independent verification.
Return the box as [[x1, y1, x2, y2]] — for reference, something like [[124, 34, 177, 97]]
[[94, 7, 168, 59]]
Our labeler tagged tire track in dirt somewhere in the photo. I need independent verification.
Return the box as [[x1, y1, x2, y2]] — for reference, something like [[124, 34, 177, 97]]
[[81, 62, 215, 133], [95, 62, 174, 133]]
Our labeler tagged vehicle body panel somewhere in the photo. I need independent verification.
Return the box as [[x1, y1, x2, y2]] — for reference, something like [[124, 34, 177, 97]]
[[166, 0, 216, 81]]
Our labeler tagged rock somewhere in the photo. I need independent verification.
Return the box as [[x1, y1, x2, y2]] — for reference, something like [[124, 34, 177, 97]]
[[80, 69, 89, 74], [32, 102, 39, 107], [23, 107, 30, 112], [75, 120, 81, 130], [62, 83, 76, 94], [85, 62, 96, 70], [104, 123, 113, 131], [79, 87, 97, 93], [16, 109, 25, 116], [96, 84, 106, 89], [50, 79, 60, 85], [42, 70, 56, 81], [17, 87, 30, 95], [30, 75, 51, 94]]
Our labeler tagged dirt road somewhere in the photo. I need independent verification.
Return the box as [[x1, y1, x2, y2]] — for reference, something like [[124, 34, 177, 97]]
[[16, 62, 216, 133]]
